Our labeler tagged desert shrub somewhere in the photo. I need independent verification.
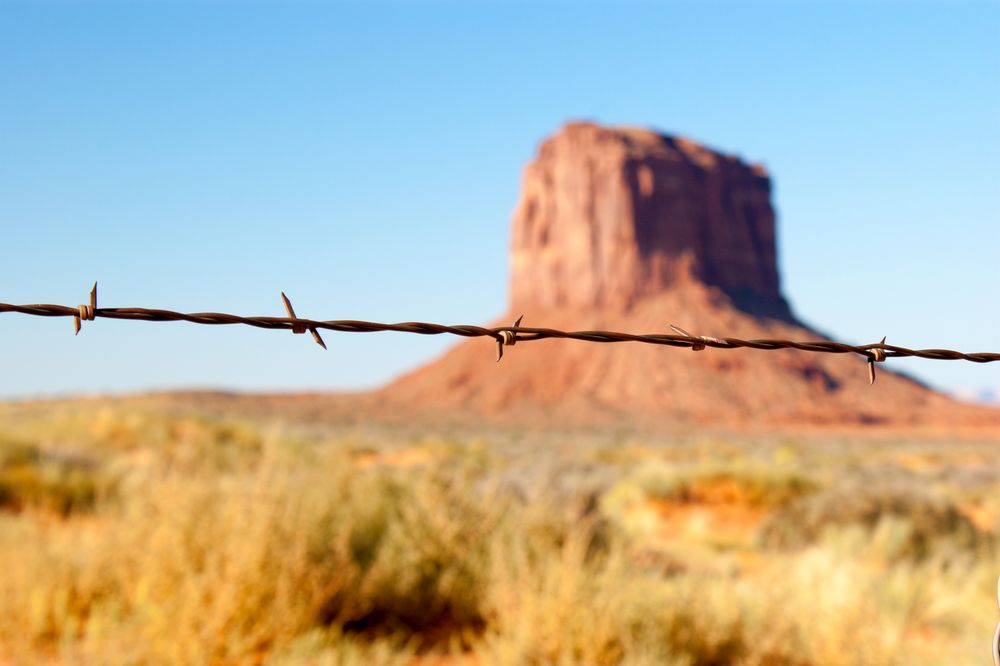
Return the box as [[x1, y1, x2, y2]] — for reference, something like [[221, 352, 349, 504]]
[[656, 460, 814, 506], [479, 524, 658, 666], [758, 480, 989, 559], [5, 406, 264, 470], [0, 448, 504, 665], [265, 630, 416, 666], [90, 411, 265, 471], [0, 442, 115, 516], [477, 520, 904, 666], [602, 459, 820, 521], [324, 465, 499, 633]]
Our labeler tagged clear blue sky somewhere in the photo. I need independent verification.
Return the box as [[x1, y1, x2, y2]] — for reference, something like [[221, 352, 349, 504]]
[[1, 1, 998, 400]]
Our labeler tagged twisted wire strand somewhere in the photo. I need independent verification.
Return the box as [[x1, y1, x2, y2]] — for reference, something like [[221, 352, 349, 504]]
[[2, 300, 999, 365]]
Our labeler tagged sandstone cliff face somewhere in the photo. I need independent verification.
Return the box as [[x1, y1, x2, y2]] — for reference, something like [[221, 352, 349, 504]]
[[510, 122, 790, 318]]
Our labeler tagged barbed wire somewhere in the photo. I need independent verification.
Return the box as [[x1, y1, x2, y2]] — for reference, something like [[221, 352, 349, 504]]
[[2, 283, 999, 384]]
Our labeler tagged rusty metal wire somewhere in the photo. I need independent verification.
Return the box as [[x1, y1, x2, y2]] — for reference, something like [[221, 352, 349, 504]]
[[2, 283, 999, 384]]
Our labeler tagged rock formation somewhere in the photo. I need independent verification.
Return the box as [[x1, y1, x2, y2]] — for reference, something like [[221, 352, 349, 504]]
[[510, 123, 789, 318], [375, 121, 990, 430]]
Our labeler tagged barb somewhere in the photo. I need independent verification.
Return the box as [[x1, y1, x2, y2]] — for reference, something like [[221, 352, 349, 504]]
[[73, 282, 98, 335], [496, 315, 523, 362], [868, 336, 887, 385], [280, 292, 327, 350], [3, 288, 1000, 381], [670, 324, 725, 352]]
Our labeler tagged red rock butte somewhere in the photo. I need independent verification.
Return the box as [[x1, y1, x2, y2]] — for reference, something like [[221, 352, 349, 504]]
[[376, 122, 995, 430], [510, 122, 789, 320]]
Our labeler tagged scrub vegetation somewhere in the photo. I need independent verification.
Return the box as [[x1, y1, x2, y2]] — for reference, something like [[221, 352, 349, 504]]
[[0, 399, 997, 665]]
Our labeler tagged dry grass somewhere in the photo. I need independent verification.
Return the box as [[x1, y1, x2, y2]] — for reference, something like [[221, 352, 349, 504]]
[[0, 400, 997, 665]]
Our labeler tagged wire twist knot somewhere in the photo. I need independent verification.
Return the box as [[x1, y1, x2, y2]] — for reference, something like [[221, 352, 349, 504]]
[[670, 324, 723, 352], [496, 315, 524, 362], [73, 282, 98, 335], [867, 336, 887, 385], [280, 292, 327, 349]]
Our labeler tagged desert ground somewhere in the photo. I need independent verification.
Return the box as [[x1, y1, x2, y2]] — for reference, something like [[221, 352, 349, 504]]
[[0, 393, 998, 665]]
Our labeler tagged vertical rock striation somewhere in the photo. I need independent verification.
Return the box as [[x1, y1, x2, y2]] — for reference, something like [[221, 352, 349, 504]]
[[510, 122, 790, 318]]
